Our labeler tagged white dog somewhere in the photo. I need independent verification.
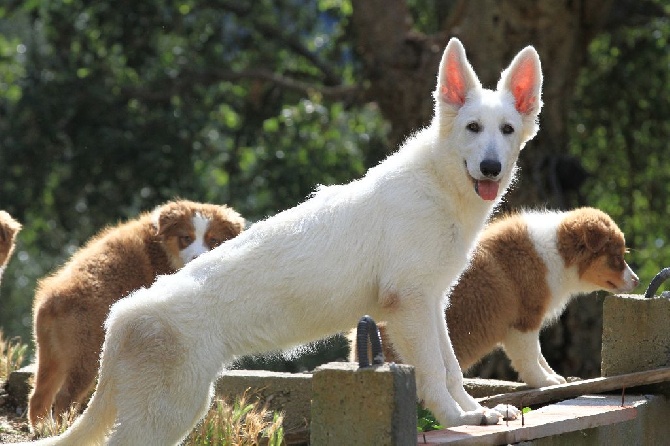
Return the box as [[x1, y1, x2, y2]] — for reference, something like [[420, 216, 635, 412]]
[[25, 38, 542, 445]]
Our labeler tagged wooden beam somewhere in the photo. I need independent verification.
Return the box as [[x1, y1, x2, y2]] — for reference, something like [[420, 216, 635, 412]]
[[478, 367, 670, 408]]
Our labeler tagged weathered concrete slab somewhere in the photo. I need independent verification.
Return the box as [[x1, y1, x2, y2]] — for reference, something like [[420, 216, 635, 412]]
[[601, 294, 670, 394], [310, 361, 416, 446]]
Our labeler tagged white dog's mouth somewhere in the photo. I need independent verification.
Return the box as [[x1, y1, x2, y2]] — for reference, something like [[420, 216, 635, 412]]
[[464, 162, 500, 201]]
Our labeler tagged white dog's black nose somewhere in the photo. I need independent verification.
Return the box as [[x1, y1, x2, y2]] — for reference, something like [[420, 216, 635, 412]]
[[480, 159, 501, 178]]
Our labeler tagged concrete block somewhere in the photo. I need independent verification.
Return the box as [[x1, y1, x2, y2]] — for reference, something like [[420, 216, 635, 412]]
[[215, 369, 312, 432], [4, 365, 34, 410], [310, 361, 417, 446], [601, 294, 670, 393]]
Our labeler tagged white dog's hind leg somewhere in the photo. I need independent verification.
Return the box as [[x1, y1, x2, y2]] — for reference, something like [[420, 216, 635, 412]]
[[504, 329, 565, 387], [103, 313, 218, 446], [385, 296, 499, 427], [107, 378, 214, 446]]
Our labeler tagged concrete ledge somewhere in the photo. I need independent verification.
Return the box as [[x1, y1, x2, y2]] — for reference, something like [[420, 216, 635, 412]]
[[602, 294, 670, 395], [215, 369, 312, 432]]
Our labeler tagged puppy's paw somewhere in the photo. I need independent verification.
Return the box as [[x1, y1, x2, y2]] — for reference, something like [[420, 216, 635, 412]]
[[491, 403, 520, 421], [551, 374, 568, 385]]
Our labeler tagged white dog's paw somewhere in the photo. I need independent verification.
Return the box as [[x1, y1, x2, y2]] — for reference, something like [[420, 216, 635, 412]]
[[460, 407, 501, 426], [491, 403, 521, 421], [525, 373, 566, 388]]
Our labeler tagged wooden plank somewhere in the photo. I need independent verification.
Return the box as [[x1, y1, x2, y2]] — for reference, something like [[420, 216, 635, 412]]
[[419, 394, 642, 445], [477, 367, 670, 409]]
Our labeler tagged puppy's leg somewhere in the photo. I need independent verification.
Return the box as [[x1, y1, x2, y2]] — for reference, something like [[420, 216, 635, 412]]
[[385, 295, 500, 427], [503, 329, 565, 387], [28, 347, 66, 426], [538, 352, 567, 384], [52, 355, 98, 418]]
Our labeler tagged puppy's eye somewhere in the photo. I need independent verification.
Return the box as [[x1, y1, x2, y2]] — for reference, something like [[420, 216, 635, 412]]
[[208, 238, 221, 248], [501, 124, 514, 135], [609, 254, 624, 270], [466, 122, 481, 133], [179, 235, 193, 248]]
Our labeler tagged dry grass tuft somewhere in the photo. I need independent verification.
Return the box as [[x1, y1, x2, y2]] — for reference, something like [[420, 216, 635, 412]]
[[0, 329, 27, 383], [185, 390, 285, 446], [32, 405, 79, 438]]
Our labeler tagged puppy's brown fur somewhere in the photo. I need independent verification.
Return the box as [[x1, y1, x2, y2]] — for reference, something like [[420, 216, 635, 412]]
[[355, 208, 637, 386], [0, 210, 22, 273], [28, 200, 244, 426]]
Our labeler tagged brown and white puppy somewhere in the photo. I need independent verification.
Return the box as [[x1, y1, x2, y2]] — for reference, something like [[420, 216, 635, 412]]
[[28, 200, 244, 427], [364, 207, 638, 387], [0, 210, 22, 282]]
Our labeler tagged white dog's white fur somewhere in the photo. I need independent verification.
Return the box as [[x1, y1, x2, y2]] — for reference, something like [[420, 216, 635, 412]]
[[25, 38, 542, 445]]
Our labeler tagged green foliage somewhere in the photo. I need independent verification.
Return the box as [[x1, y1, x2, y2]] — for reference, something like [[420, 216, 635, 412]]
[[0, 0, 388, 344], [568, 16, 670, 289], [417, 405, 443, 433]]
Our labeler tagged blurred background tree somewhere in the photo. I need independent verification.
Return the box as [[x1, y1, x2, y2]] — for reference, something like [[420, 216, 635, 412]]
[[0, 0, 668, 379]]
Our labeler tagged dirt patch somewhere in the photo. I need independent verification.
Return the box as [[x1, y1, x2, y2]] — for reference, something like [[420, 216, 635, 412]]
[[0, 402, 33, 443]]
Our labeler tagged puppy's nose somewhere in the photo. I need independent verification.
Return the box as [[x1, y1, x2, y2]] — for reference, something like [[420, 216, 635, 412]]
[[480, 159, 501, 178], [632, 273, 640, 287]]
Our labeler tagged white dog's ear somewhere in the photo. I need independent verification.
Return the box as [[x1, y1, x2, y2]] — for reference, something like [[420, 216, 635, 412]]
[[435, 38, 481, 109], [498, 46, 543, 117]]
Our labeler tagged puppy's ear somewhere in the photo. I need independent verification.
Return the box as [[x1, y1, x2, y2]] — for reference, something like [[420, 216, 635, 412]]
[[498, 46, 543, 117], [435, 38, 481, 109], [152, 203, 182, 237], [583, 227, 610, 253], [0, 212, 21, 242]]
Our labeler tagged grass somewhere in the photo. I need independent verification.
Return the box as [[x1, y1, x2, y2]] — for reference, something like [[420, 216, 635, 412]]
[[30, 389, 285, 445], [0, 329, 27, 383], [32, 406, 80, 438], [0, 329, 284, 444], [185, 390, 285, 446]]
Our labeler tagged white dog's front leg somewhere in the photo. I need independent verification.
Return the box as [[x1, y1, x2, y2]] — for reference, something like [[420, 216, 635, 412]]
[[385, 297, 500, 427], [504, 329, 566, 387], [432, 304, 519, 421]]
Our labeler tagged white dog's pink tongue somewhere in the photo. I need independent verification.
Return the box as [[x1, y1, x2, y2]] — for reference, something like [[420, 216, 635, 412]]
[[475, 180, 499, 201]]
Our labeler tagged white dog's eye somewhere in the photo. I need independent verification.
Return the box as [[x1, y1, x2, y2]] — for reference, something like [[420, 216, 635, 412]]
[[466, 122, 481, 133], [501, 124, 514, 135]]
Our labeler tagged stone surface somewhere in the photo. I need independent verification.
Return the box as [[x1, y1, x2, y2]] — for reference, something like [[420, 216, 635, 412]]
[[310, 361, 417, 446], [215, 369, 312, 432], [4, 364, 33, 410], [601, 294, 670, 394]]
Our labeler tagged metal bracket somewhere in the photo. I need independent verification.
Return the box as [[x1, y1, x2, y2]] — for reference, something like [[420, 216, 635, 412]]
[[644, 267, 670, 299], [356, 315, 385, 368]]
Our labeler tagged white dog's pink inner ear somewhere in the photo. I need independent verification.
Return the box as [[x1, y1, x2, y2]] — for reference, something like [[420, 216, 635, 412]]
[[440, 51, 469, 107], [510, 57, 539, 115]]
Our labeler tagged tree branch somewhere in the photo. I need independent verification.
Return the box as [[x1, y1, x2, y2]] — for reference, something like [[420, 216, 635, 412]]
[[213, 0, 341, 86], [120, 68, 363, 104]]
